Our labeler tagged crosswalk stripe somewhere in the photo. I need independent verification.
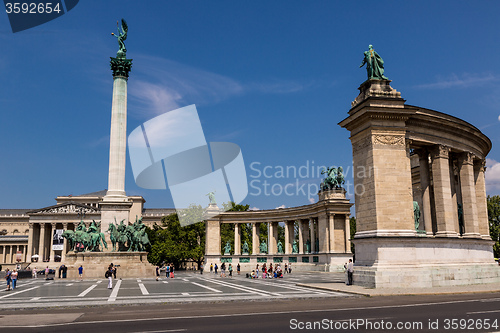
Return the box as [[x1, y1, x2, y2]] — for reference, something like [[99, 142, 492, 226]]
[[190, 281, 222, 293], [78, 284, 97, 297], [138, 282, 149, 295], [108, 279, 122, 302]]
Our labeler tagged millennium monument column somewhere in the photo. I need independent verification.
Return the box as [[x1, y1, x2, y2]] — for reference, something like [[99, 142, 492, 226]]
[[101, 19, 133, 248]]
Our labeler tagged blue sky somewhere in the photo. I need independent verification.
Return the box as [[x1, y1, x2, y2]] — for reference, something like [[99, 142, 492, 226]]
[[1, 1, 500, 211]]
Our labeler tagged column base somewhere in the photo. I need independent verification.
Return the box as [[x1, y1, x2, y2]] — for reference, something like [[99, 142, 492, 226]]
[[462, 232, 482, 239], [435, 231, 459, 237]]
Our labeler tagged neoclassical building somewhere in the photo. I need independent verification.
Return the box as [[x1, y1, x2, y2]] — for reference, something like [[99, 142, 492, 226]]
[[339, 79, 499, 287], [0, 190, 172, 268]]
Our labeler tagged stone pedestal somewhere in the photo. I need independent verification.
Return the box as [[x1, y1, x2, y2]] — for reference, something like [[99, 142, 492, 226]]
[[353, 237, 500, 287], [64, 251, 155, 279]]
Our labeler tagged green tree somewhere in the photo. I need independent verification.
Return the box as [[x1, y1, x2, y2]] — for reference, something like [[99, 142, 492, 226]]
[[146, 204, 205, 269], [487, 195, 500, 258]]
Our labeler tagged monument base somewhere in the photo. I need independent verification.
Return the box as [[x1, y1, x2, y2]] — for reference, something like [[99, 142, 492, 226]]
[[64, 251, 155, 279], [353, 237, 500, 288]]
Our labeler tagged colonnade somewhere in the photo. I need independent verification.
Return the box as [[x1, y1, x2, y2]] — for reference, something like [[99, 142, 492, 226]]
[[0, 244, 28, 264], [414, 145, 489, 239], [228, 216, 351, 255]]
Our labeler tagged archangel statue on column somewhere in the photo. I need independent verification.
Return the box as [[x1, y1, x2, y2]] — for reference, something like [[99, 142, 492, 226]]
[[112, 18, 128, 57]]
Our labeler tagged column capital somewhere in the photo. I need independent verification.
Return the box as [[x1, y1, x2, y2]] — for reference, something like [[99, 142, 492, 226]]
[[110, 57, 133, 78], [458, 152, 475, 166], [430, 144, 450, 160]]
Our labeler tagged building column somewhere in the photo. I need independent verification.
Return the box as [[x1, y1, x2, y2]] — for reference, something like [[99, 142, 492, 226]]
[[61, 223, 68, 262], [24, 245, 28, 262], [298, 220, 304, 254], [304, 219, 311, 253], [310, 218, 316, 253], [284, 221, 290, 254], [345, 215, 351, 253], [50, 223, 56, 262], [317, 214, 329, 253], [458, 152, 480, 238], [252, 223, 259, 255], [27, 223, 34, 262], [474, 159, 491, 239], [430, 145, 459, 237], [417, 149, 432, 233], [329, 214, 335, 253], [234, 223, 241, 255], [205, 219, 221, 256], [2, 246, 6, 264], [38, 223, 46, 261], [268, 222, 275, 255]]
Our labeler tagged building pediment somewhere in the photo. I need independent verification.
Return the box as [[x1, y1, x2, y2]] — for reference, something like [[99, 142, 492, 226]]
[[28, 202, 100, 215]]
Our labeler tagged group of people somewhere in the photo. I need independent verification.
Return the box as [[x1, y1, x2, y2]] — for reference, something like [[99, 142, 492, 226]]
[[209, 262, 241, 277], [163, 263, 175, 279], [4, 268, 18, 291], [249, 263, 290, 279]]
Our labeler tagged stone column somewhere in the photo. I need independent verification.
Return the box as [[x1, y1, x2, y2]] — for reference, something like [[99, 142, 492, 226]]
[[329, 214, 335, 253], [268, 222, 275, 255], [310, 218, 316, 253], [474, 160, 491, 239], [2, 246, 6, 263], [430, 145, 458, 237], [27, 223, 34, 261], [205, 219, 221, 256], [449, 157, 460, 233], [234, 223, 241, 255], [298, 220, 304, 254], [62, 223, 68, 262], [416, 149, 432, 233], [50, 223, 56, 262], [104, 55, 132, 201], [304, 219, 311, 253], [345, 215, 351, 253], [38, 223, 46, 261], [458, 152, 480, 238], [252, 223, 259, 255], [284, 221, 290, 254], [24, 245, 28, 262], [318, 214, 329, 253]]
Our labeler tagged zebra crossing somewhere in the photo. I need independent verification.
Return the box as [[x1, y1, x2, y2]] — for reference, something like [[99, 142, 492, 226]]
[[0, 272, 351, 309]]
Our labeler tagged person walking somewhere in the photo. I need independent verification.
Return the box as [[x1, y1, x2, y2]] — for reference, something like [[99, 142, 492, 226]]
[[214, 263, 218, 275], [200, 263, 203, 275], [45, 266, 49, 278], [255, 264, 259, 278], [113, 265, 117, 279], [4, 268, 11, 291], [347, 259, 354, 286], [166, 264, 170, 278], [170, 264, 175, 278], [78, 265, 83, 281], [284, 263, 288, 274], [220, 262, 226, 277], [33, 267, 37, 279], [156, 266, 160, 280], [106, 265, 114, 289], [210, 263, 213, 274], [11, 269, 18, 290], [237, 263, 240, 275], [228, 264, 233, 278]]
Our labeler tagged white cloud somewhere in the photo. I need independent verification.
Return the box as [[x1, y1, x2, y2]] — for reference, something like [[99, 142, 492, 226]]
[[498, 115, 500, 122], [128, 55, 312, 117], [415, 73, 499, 89], [275, 204, 286, 209], [249, 207, 260, 211], [129, 55, 243, 116], [485, 158, 500, 194]]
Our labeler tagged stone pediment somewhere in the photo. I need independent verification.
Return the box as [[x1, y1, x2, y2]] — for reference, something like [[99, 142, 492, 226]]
[[29, 202, 100, 215]]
